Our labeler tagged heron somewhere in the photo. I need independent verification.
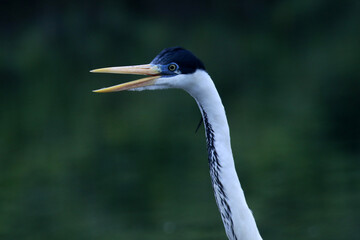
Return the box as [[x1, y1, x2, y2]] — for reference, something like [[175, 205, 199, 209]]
[[91, 47, 262, 240]]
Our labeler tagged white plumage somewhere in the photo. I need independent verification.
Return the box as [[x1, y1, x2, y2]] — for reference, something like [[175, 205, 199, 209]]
[[92, 47, 263, 240]]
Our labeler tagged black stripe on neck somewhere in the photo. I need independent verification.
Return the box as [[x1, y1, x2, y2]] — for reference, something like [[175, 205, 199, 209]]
[[200, 106, 237, 240]]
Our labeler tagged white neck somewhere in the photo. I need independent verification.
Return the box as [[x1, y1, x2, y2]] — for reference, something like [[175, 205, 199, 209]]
[[180, 70, 262, 240]]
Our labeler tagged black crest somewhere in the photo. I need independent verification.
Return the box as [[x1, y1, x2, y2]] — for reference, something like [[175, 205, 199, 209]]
[[151, 47, 206, 74]]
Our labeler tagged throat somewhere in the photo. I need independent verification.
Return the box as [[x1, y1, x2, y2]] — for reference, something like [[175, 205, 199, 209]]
[[200, 106, 238, 240], [185, 70, 262, 240]]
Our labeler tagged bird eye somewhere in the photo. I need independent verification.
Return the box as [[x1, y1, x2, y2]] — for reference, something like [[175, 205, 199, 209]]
[[168, 64, 177, 72]]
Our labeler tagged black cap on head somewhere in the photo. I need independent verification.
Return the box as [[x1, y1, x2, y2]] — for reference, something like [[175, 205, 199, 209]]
[[151, 47, 206, 74]]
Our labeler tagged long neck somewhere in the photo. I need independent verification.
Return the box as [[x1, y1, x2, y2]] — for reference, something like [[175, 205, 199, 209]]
[[183, 71, 262, 240]]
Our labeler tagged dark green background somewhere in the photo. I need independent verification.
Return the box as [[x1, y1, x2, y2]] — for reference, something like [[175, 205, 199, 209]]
[[1, 1, 359, 239]]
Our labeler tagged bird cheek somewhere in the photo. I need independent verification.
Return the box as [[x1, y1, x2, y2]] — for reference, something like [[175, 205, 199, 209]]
[[154, 77, 173, 88]]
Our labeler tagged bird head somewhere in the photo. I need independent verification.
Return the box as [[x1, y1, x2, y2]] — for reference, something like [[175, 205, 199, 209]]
[[91, 47, 206, 92]]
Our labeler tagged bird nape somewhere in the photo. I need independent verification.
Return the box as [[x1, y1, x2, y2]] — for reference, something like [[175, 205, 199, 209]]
[[91, 47, 262, 240]]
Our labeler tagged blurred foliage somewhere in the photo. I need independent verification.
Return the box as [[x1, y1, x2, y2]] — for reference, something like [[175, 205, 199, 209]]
[[1, 0, 359, 239]]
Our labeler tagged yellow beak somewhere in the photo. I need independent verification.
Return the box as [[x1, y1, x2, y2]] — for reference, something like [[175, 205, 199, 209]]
[[91, 64, 161, 93]]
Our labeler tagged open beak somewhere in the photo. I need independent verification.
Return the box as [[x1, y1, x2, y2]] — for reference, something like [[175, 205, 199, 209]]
[[90, 64, 161, 93]]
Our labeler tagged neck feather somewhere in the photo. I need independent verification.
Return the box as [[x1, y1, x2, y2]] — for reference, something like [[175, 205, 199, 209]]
[[183, 70, 262, 240]]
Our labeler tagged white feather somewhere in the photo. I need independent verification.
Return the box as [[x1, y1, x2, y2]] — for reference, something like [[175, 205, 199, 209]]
[[129, 70, 262, 240]]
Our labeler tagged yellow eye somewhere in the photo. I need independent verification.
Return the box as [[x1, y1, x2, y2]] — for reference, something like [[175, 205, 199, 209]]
[[168, 64, 177, 71]]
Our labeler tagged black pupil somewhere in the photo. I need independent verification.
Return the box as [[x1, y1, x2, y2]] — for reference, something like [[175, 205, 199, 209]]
[[169, 64, 176, 71]]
